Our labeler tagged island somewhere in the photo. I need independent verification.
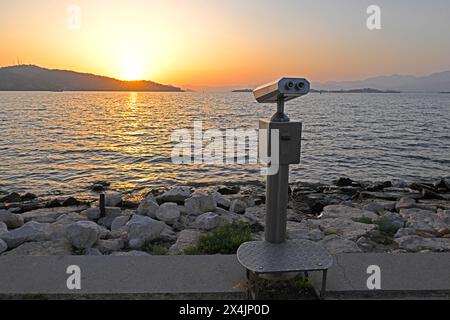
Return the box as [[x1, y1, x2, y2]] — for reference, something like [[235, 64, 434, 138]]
[[311, 88, 400, 94], [0, 65, 183, 92]]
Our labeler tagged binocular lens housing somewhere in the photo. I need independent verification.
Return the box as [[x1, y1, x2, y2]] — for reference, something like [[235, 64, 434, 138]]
[[285, 81, 295, 90]]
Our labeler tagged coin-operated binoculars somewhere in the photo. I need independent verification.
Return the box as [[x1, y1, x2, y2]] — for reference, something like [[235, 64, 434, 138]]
[[237, 78, 333, 299]]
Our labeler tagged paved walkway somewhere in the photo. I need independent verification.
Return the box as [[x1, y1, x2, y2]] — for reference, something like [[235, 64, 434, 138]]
[[0, 253, 449, 299], [311, 253, 450, 299]]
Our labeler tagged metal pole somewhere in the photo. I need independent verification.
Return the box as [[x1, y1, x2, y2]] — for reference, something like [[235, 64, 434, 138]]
[[99, 193, 106, 218], [265, 164, 289, 243], [265, 97, 290, 244]]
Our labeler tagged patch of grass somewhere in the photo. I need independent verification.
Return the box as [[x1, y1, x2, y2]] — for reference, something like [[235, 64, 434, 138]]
[[185, 222, 253, 255], [143, 241, 171, 255]]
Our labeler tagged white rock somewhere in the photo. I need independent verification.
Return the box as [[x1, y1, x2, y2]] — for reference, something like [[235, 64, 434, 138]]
[[395, 197, 416, 211], [212, 192, 231, 210], [157, 187, 191, 204], [65, 221, 100, 249], [194, 212, 225, 231], [320, 205, 378, 221], [0, 221, 51, 249], [0, 239, 7, 254], [156, 203, 180, 225], [230, 199, 247, 214], [105, 192, 123, 207], [395, 236, 450, 252], [319, 235, 362, 254], [0, 210, 24, 229], [111, 215, 130, 231], [126, 215, 166, 249], [185, 194, 217, 215], [137, 194, 159, 217], [169, 229, 204, 255]]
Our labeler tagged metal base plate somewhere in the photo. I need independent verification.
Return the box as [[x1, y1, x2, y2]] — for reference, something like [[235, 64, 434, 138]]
[[237, 239, 333, 274]]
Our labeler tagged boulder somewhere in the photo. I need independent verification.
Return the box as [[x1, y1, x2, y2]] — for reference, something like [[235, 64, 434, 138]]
[[399, 208, 447, 233], [434, 178, 449, 192], [94, 239, 124, 254], [126, 215, 166, 249], [394, 227, 416, 238], [194, 212, 225, 231], [230, 199, 247, 214], [45, 199, 61, 208], [362, 201, 396, 213], [374, 212, 405, 234], [83, 248, 103, 256], [395, 197, 416, 211], [395, 236, 450, 252], [185, 193, 216, 215], [47, 212, 88, 241], [97, 207, 125, 228], [105, 192, 123, 207], [111, 215, 130, 232], [319, 235, 362, 254], [286, 221, 324, 241], [22, 205, 88, 223], [0, 239, 7, 254], [21, 193, 37, 201], [217, 186, 240, 195], [169, 229, 204, 255], [110, 250, 151, 256], [65, 221, 100, 250], [0, 221, 8, 235], [0, 192, 22, 203], [312, 218, 376, 241], [320, 205, 378, 221], [156, 187, 191, 204], [1, 240, 73, 256], [160, 226, 178, 242], [212, 192, 231, 210], [0, 210, 24, 229], [62, 197, 84, 207], [0, 221, 51, 249], [137, 194, 159, 217], [155, 203, 180, 225], [333, 177, 355, 187]]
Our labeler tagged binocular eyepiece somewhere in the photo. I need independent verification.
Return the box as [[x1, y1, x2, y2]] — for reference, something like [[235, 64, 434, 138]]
[[254, 77, 310, 103]]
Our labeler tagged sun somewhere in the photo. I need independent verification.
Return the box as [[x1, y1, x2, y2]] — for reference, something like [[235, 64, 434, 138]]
[[121, 60, 142, 81], [119, 50, 145, 81]]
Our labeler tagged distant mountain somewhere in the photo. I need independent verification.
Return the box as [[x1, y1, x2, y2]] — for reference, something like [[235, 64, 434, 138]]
[[314, 71, 450, 92], [311, 88, 400, 94], [0, 65, 182, 92]]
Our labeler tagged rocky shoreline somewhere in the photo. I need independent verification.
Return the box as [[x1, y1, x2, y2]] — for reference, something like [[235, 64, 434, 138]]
[[1, 177, 449, 256]]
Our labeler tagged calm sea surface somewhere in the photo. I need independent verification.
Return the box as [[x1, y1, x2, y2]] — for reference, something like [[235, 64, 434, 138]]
[[0, 91, 449, 198]]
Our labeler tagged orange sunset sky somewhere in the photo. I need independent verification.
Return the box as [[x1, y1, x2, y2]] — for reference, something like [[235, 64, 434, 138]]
[[1, 0, 450, 89]]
